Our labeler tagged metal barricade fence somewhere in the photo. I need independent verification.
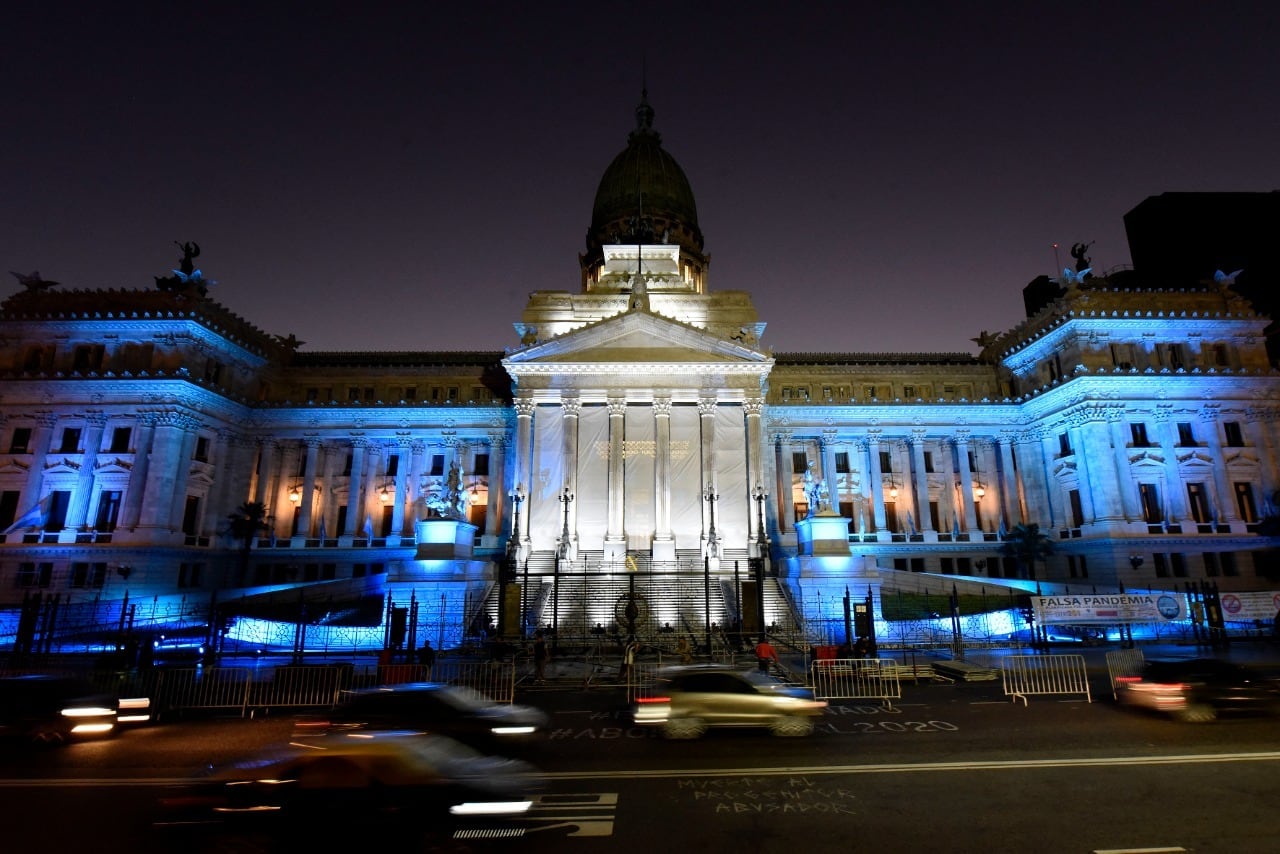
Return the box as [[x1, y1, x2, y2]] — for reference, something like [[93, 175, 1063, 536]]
[[249, 666, 351, 710], [1001, 654, 1092, 705], [808, 658, 901, 709], [153, 668, 254, 716], [1105, 648, 1145, 699]]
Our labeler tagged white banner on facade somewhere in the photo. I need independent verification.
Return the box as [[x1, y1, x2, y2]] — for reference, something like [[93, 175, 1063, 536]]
[[1033, 593, 1188, 624], [1218, 591, 1280, 622]]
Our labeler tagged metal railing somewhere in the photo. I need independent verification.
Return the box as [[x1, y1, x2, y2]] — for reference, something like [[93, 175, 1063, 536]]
[[807, 658, 902, 708], [1105, 648, 1146, 699], [1001, 654, 1092, 705]]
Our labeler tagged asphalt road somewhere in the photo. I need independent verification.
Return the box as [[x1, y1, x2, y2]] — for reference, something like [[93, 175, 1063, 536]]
[[2, 669, 1278, 853]]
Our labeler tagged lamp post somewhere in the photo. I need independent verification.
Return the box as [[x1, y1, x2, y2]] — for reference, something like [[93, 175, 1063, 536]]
[[752, 483, 768, 550], [557, 486, 574, 558], [508, 484, 526, 557], [704, 485, 719, 558]]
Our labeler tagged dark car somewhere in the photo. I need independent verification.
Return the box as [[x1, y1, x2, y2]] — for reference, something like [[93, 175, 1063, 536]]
[[0, 674, 119, 745], [156, 730, 541, 836], [294, 682, 548, 749], [1116, 658, 1280, 722], [633, 665, 827, 738]]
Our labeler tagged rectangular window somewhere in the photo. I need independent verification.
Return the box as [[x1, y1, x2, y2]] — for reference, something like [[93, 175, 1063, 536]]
[[821, 386, 832, 400], [792, 452, 808, 473], [1130, 423, 1150, 447], [59, 428, 81, 454], [1165, 343, 1186, 370], [1223, 421, 1245, 447], [306, 387, 320, 402], [923, 451, 935, 473], [1186, 483, 1211, 524], [884, 501, 899, 533], [203, 359, 223, 384], [1058, 432, 1072, 456], [1177, 422, 1196, 446], [178, 562, 203, 588], [968, 450, 977, 472], [1138, 483, 1162, 523], [473, 453, 489, 476], [879, 451, 893, 473], [342, 453, 353, 476], [182, 496, 200, 536], [1068, 489, 1084, 528], [1203, 552, 1220, 578], [1211, 345, 1230, 367], [1221, 552, 1238, 577], [1234, 482, 1258, 523], [70, 562, 89, 588], [109, 427, 131, 453], [348, 386, 362, 401], [94, 490, 121, 531], [72, 344, 105, 373], [1111, 343, 1135, 369], [430, 454, 444, 476], [902, 385, 916, 399], [193, 436, 210, 462], [404, 386, 417, 401], [1171, 553, 1188, 578], [1153, 553, 1169, 578], [9, 427, 31, 454], [1047, 355, 1062, 382], [0, 490, 19, 531], [863, 385, 877, 400], [446, 387, 459, 400], [835, 452, 850, 474], [781, 387, 792, 401], [46, 491, 70, 530], [385, 455, 400, 477]]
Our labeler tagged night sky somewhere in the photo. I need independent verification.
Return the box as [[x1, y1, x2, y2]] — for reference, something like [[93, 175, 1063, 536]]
[[6, 2, 1278, 356]]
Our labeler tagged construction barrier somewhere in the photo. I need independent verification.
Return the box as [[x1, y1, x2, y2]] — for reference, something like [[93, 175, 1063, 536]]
[[1105, 648, 1145, 699], [808, 658, 901, 709], [1001, 654, 1092, 705]]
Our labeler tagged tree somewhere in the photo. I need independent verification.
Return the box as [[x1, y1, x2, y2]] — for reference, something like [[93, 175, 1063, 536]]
[[226, 501, 270, 586], [999, 522, 1055, 581]]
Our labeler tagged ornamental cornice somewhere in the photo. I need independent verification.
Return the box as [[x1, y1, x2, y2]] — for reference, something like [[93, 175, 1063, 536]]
[[505, 362, 770, 376]]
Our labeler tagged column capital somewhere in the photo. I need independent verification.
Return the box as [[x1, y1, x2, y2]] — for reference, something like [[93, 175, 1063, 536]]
[[514, 397, 536, 418], [743, 398, 764, 416], [953, 429, 971, 446], [562, 397, 582, 418], [653, 397, 673, 417], [607, 397, 627, 417], [488, 432, 508, 448], [910, 428, 928, 443], [697, 397, 717, 417]]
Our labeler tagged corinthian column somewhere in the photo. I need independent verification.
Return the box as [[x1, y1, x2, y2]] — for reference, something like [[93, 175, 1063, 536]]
[[653, 396, 674, 559], [604, 396, 626, 558]]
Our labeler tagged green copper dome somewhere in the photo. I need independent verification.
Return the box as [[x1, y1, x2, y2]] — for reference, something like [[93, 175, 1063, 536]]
[[585, 93, 704, 263]]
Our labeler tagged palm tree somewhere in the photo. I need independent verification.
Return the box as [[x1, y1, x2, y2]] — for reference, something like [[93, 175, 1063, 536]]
[[226, 501, 269, 586], [999, 522, 1055, 581]]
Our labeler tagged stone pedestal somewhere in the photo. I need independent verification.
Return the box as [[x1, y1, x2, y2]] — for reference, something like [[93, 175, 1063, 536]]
[[414, 519, 478, 559], [795, 512, 852, 556]]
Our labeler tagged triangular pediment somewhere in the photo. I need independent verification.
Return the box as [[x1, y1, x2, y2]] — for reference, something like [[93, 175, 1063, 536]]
[[505, 310, 768, 368]]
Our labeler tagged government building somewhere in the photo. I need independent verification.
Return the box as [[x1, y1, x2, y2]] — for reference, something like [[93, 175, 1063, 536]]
[[2, 96, 1277, 654]]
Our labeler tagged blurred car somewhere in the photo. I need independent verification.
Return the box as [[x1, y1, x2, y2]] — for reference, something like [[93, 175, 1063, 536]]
[[1116, 658, 1280, 722], [0, 674, 119, 745], [633, 664, 828, 738], [157, 730, 541, 831], [294, 682, 548, 749]]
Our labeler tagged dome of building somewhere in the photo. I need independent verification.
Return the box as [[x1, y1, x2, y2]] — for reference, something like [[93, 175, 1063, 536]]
[[585, 93, 705, 264]]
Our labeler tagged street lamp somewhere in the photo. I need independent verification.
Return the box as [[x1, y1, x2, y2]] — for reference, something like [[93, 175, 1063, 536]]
[[557, 486, 574, 558], [704, 485, 720, 558], [752, 483, 768, 548], [508, 484, 526, 556]]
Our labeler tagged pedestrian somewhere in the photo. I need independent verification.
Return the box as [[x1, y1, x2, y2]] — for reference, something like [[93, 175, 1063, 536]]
[[853, 636, 870, 658], [533, 631, 549, 683], [677, 635, 694, 664], [755, 636, 779, 674], [416, 640, 436, 676]]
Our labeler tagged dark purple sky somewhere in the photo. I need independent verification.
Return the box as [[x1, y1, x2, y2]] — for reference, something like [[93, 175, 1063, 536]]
[[6, 2, 1278, 356]]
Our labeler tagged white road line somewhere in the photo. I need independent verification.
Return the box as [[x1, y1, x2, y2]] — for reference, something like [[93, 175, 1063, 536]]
[[536, 750, 1280, 781]]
